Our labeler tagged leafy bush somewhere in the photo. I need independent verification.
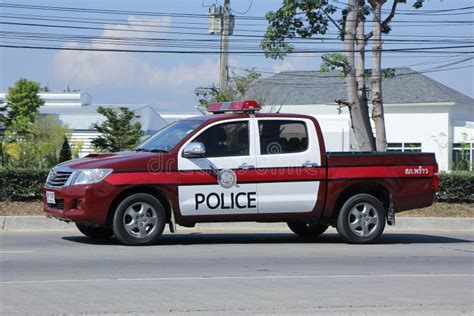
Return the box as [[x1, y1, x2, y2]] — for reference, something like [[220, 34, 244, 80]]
[[0, 169, 48, 201], [436, 172, 474, 203]]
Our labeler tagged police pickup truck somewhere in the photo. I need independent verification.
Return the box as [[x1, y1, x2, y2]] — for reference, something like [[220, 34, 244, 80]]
[[44, 100, 439, 245]]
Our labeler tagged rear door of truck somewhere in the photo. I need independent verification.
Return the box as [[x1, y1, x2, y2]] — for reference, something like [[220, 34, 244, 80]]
[[254, 116, 326, 214]]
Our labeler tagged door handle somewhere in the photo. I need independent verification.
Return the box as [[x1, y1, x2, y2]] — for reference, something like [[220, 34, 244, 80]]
[[239, 163, 255, 170], [303, 161, 319, 168]]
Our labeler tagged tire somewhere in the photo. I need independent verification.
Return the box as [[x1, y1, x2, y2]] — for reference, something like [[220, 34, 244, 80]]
[[287, 220, 329, 238], [75, 223, 113, 239], [112, 193, 166, 246], [336, 193, 386, 244]]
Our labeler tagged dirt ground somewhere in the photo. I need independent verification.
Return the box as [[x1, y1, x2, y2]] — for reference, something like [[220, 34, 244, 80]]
[[0, 201, 472, 217]]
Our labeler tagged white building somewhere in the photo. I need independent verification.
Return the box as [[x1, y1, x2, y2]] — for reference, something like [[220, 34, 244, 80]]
[[250, 68, 474, 171], [0, 92, 168, 156]]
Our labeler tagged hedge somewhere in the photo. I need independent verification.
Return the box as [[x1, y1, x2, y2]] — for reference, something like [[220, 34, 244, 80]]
[[0, 169, 472, 203], [0, 169, 49, 201], [436, 172, 474, 204]]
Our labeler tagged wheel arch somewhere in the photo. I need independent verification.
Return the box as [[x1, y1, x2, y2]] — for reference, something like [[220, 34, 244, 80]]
[[332, 182, 391, 221], [106, 185, 172, 227]]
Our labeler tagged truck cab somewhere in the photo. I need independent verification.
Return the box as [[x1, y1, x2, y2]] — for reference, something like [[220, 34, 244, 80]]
[[44, 100, 438, 245]]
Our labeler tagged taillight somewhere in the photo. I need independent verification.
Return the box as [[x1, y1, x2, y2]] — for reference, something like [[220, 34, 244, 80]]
[[431, 162, 439, 190]]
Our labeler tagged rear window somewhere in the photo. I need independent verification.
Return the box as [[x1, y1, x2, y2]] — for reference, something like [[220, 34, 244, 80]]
[[258, 120, 308, 155]]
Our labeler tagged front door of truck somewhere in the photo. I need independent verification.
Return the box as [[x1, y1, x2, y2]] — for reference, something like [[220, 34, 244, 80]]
[[177, 119, 258, 216], [255, 118, 322, 214]]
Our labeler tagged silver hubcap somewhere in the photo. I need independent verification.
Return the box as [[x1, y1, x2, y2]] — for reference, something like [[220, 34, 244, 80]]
[[348, 202, 379, 237], [123, 202, 158, 239]]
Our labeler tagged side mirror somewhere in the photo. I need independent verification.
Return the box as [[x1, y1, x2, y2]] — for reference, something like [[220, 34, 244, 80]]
[[182, 142, 206, 158]]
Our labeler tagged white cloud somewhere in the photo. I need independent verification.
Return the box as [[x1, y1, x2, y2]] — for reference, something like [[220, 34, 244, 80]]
[[53, 16, 219, 91], [99, 16, 172, 48], [271, 53, 319, 73]]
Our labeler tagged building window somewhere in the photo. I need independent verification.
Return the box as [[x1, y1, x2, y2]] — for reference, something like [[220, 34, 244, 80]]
[[452, 143, 473, 171], [387, 142, 422, 153]]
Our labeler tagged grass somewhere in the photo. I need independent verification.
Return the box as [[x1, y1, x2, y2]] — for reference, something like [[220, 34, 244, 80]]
[[0, 201, 44, 216], [398, 202, 473, 218], [0, 201, 472, 217]]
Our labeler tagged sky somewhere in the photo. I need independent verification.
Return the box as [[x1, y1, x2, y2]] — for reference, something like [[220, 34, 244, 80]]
[[0, 0, 473, 113]]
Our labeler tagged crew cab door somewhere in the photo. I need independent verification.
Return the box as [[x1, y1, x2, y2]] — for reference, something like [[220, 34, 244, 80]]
[[177, 118, 258, 216], [255, 118, 323, 213]]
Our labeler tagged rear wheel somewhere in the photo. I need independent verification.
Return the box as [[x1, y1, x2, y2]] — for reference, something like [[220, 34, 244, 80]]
[[287, 220, 329, 238], [336, 193, 386, 244], [75, 223, 113, 239], [112, 193, 166, 246]]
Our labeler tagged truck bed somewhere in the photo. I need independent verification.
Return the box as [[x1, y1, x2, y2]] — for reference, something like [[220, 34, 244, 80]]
[[324, 151, 438, 215], [327, 151, 436, 167]]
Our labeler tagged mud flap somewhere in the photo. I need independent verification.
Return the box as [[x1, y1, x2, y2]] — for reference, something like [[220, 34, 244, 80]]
[[168, 205, 177, 233], [387, 200, 395, 226]]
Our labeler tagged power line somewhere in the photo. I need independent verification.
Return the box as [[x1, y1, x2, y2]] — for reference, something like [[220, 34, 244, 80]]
[[255, 65, 474, 88], [1, 20, 472, 45], [1, 29, 472, 49], [231, 57, 474, 79], [230, 0, 253, 15], [0, 11, 472, 31], [1, 2, 473, 23], [0, 42, 472, 54], [331, 0, 474, 13]]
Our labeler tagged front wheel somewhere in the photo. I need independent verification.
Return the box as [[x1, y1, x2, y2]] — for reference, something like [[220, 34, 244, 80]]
[[112, 193, 166, 246], [336, 193, 386, 244], [287, 220, 329, 238], [75, 223, 113, 239]]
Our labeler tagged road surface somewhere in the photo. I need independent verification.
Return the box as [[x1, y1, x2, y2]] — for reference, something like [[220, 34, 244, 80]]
[[1, 227, 473, 315]]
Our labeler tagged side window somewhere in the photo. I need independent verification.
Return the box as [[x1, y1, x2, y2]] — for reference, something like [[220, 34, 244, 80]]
[[194, 121, 249, 157], [259, 120, 308, 155]]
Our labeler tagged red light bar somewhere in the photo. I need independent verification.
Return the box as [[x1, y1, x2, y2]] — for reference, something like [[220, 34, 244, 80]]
[[208, 100, 261, 113]]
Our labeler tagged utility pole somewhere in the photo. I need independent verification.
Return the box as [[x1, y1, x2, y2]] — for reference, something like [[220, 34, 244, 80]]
[[219, 0, 231, 94]]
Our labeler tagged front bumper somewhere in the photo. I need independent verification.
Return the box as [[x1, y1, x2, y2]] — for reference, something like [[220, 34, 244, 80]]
[[43, 181, 118, 225]]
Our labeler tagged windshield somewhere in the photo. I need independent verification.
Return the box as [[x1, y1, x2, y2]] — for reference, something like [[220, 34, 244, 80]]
[[138, 119, 203, 152]]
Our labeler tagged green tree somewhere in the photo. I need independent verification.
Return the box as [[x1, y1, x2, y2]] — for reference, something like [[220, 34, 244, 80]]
[[0, 99, 6, 168], [195, 69, 262, 109], [261, 0, 424, 151], [39, 85, 50, 92], [71, 140, 84, 159], [64, 85, 81, 93], [3, 115, 70, 169], [4, 78, 45, 138], [0, 100, 6, 124], [59, 136, 72, 162], [91, 106, 143, 152]]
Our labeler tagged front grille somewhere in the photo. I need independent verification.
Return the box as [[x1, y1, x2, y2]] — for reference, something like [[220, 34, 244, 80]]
[[46, 170, 73, 187], [47, 199, 64, 210]]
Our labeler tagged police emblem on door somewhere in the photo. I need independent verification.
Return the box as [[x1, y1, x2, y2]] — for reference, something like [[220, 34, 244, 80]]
[[217, 169, 237, 188]]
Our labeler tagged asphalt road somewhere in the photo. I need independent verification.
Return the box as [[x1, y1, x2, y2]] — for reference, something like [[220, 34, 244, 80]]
[[1, 227, 473, 315]]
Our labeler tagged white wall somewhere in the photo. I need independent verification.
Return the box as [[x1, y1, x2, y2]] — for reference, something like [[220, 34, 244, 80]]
[[0, 92, 92, 107], [452, 103, 474, 144], [384, 105, 451, 171], [70, 131, 101, 157]]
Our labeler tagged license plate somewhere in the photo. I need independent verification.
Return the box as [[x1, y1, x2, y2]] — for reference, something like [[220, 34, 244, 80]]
[[46, 191, 55, 204]]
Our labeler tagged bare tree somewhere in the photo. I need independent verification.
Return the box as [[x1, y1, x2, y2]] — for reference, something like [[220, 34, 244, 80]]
[[262, 0, 425, 152]]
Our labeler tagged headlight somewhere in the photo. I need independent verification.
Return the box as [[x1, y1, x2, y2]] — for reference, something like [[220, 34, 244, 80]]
[[71, 169, 113, 185]]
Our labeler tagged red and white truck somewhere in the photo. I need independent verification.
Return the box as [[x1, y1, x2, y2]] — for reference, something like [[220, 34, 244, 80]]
[[44, 100, 439, 245]]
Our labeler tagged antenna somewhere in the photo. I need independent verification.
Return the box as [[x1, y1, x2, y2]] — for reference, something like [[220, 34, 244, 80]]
[[276, 103, 284, 113]]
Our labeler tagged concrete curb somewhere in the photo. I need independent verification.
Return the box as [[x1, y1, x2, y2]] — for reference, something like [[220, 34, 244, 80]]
[[0, 216, 473, 232]]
